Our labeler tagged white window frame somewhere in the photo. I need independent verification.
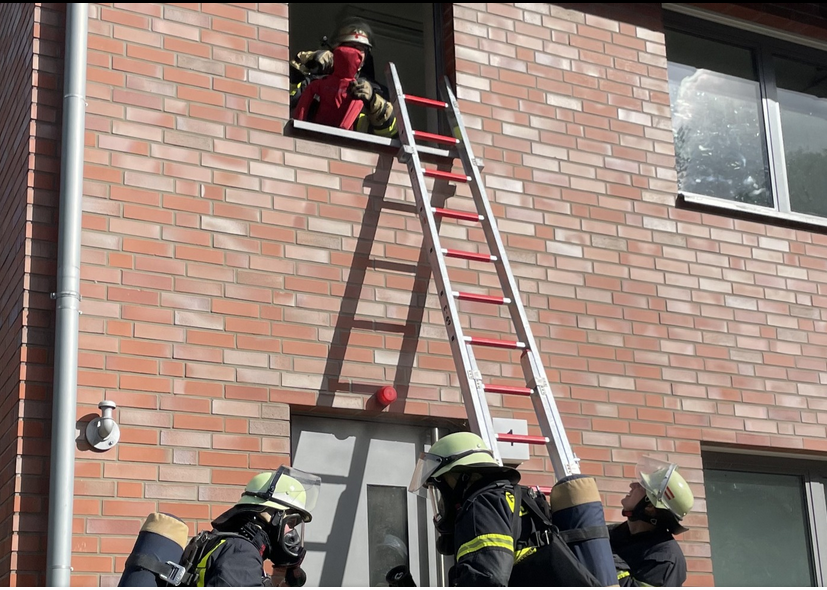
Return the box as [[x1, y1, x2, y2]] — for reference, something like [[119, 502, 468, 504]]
[[664, 4, 827, 231]]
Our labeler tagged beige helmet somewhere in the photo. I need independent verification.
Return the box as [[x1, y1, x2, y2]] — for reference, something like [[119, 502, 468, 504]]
[[332, 18, 374, 50], [236, 466, 321, 523], [636, 456, 694, 521]]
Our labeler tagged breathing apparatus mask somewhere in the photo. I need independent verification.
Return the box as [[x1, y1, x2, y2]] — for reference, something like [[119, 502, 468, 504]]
[[411, 447, 495, 556], [427, 482, 458, 555], [264, 511, 305, 567]]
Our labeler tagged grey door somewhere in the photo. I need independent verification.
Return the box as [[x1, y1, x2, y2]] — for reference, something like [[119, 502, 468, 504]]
[[292, 416, 443, 587]]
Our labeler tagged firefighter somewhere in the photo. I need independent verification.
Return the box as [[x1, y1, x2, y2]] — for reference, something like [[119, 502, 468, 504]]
[[408, 431, 616, 587], [290, 19, 397, 138], [610, 456, 695, 587], [408, 431, 521, 585], [194, 466, 321, 587]]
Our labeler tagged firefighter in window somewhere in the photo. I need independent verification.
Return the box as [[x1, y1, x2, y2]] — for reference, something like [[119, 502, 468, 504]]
[[407, 432, 617, 587], [290, 19, 398, 138], [119, 466, 321, 587], [610, 456, 695, 587]]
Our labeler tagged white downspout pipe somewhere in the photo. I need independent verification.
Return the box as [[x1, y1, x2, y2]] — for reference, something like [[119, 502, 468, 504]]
[[46, 3, 88, 586]]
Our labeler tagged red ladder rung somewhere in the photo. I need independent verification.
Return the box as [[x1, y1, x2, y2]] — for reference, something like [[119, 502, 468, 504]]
[[434, 208, 482, 223], [454, 292, 510, 305], [483, 383, 532, 395], [497, 433, 548, 445], [464, 336, 526, 349], [403, 94, 448, 109], [414, 130, 459, 146], [442, 248, 495, 263], [424, 168, 470, 183]]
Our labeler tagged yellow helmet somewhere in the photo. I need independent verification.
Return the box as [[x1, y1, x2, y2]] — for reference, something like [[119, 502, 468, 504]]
[[408, 432, 500, 493], [636, 456, 694, 521], [236, 466, 321, 523]]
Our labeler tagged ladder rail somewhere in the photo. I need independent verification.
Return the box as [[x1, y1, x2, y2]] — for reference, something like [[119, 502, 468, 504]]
[[386, 62, 503, 463], [386, 62, 580, 479], [438, 77, 581, 479], [437, 77, 539, 353]]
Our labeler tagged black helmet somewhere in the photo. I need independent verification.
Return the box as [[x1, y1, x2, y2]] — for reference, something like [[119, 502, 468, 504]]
[[332, 18, 374, 50]]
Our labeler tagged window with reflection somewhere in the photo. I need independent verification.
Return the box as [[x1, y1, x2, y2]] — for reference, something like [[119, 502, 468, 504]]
[[666, 14, 827, 221], [775, 56, 827, 218], [706, 470, 814, 586], [367, 485, 410, 587], [703, 451, 827, 586]]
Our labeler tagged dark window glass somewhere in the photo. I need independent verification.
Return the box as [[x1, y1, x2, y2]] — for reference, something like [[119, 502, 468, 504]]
[[705, 469, 815, 586], [367, 485, 410, 587], [775, 55, 827, 217]]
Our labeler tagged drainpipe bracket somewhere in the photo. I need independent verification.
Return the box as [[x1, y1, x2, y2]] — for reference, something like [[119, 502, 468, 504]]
[[85, 400, 120, 451]]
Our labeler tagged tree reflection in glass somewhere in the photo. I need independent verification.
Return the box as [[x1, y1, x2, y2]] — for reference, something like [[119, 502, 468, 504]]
[[666, 31, 773, 207], [775, 56, 827, 217]]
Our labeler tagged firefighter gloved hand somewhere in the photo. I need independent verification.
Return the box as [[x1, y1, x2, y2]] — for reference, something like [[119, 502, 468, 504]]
[[296, 49, 333, 75], [349, 80, 394, 128], [366, 93, 394, 127], [348, 79, 374, 103]]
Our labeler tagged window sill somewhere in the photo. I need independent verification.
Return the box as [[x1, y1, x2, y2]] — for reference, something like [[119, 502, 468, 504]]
[[284, 119, 483, 168], [678, 192, 827, 233]]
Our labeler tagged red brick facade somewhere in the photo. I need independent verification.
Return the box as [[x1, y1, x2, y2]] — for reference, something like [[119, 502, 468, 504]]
[[0, 3, 65, 586], [0, 3, 33, 584], [4, 2, 827, 586]]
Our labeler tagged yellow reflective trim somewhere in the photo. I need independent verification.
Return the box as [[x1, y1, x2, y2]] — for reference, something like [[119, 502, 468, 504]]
[[354, 114, 397, 137], [289, 81, 304, 97], [457, 533, 513, 560], [505, 491, 527, 516], [196, 539, 227, 587], [514, 546, 536, 565], [375, 118, 397, 137], [617, 571, 653, 587]]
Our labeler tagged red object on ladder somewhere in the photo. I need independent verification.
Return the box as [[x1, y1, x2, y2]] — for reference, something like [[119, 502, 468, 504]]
[[386, 63, 581, 480]]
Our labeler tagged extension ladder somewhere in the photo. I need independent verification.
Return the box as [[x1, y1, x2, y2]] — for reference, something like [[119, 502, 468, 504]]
[[385, 63, 580, 480]]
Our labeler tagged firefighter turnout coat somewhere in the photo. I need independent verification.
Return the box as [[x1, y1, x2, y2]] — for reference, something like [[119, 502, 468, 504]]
[[610, 522, 687, 587]]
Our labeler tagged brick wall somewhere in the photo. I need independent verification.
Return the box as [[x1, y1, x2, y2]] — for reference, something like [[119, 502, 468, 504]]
[[694, 2, 827, 41], [453, 3, 827, 585], [0, 3, 33, 584], [0, 3, 65, 586], [7, 2, 827, 586]]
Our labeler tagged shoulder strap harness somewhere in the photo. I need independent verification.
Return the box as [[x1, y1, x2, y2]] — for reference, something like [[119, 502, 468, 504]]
[[124, 529, 252, 587]]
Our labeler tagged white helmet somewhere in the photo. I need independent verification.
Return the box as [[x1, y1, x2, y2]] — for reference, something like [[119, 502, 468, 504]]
[[635, 456, 694, 521]]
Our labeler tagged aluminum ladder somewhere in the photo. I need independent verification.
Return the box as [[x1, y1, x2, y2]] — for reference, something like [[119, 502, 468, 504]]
[[385, 63, 580, 480]]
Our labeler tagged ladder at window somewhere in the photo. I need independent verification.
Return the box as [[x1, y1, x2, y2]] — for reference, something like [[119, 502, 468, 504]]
[[385, 63, 580, 480]]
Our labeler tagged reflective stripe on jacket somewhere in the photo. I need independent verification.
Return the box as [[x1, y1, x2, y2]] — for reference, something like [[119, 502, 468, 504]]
[[449, 481, 539, 587]]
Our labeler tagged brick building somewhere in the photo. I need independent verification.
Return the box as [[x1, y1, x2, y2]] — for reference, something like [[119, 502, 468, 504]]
[[3, 1, 827, 586]]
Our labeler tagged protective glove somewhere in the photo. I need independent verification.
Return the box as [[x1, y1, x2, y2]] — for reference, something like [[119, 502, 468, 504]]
[[347, 78, 374, 103], [294, 49, 333, 75], [348, 80, 394, 128], [366, 93, 394, 127]]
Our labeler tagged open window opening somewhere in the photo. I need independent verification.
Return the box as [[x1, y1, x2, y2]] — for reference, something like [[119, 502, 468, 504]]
[[288, 3, 443, 145]]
